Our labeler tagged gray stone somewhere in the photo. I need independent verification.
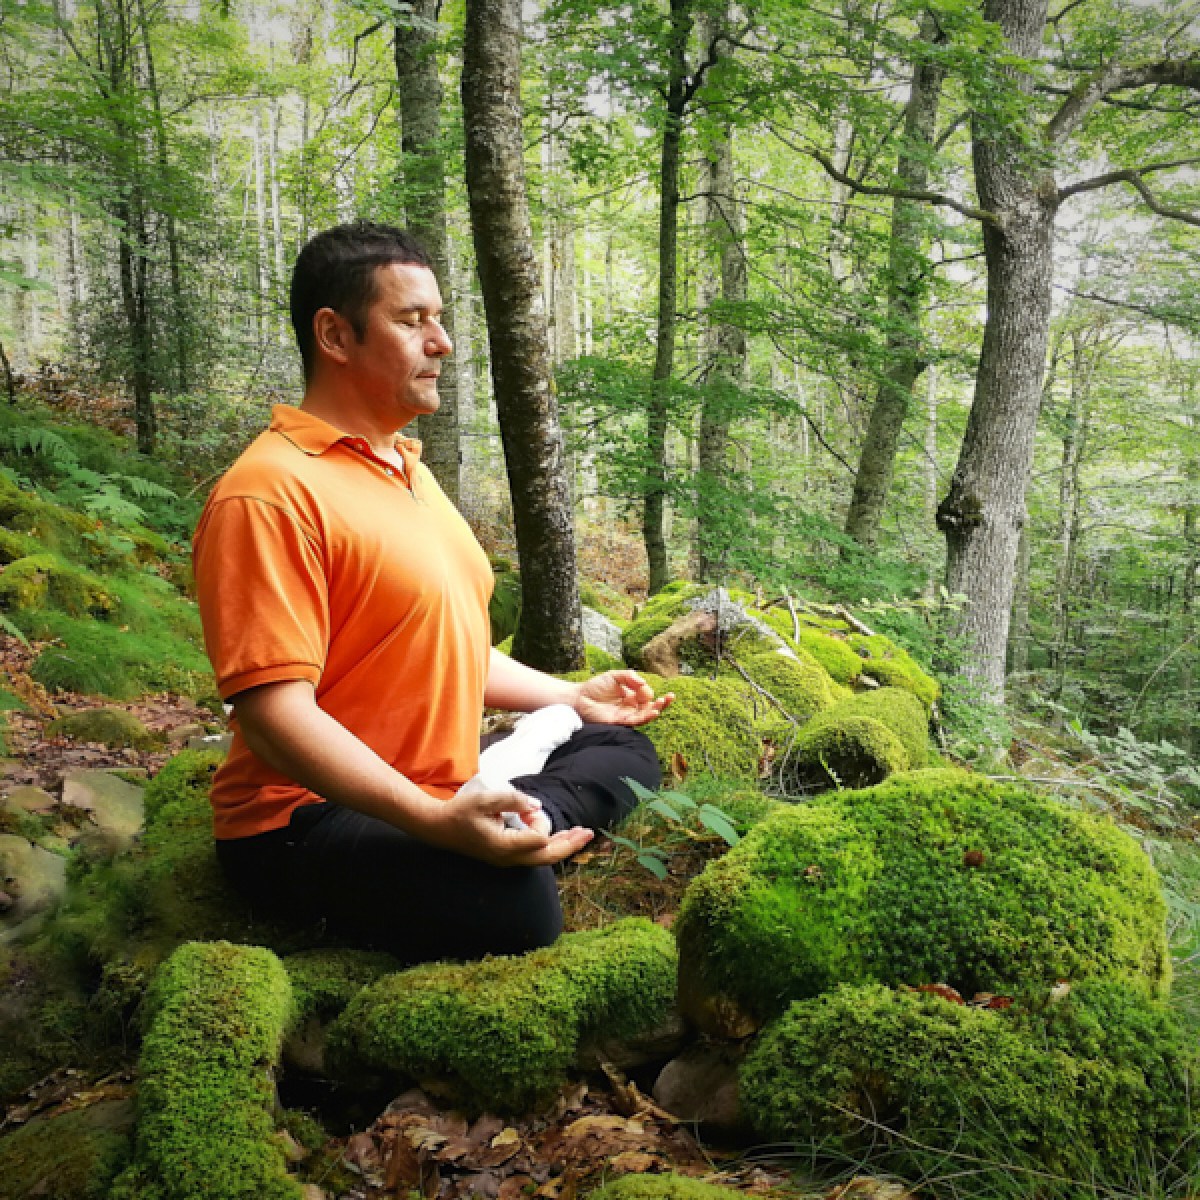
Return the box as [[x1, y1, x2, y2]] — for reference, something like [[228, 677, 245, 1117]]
[[62, 769, 145, 855], [168, 722, 208, 747], [652, 1041, 748, 1134], [686, 587, 796, 658], [575, 1010, 687, 1072], [0, 834, 67, 941], [186, 732, 232, 754], [582, 606, 624, 660]]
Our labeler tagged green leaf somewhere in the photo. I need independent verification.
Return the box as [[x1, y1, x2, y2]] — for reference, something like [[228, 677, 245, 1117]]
[[697, 804, 740, 846], [636, 852, 668, 880], [623, 776, 658, 802], [647, 797, 682, 823]]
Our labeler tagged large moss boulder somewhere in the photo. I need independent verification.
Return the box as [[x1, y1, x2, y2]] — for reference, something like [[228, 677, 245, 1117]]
[[49, 707, 159, 751], [328, 918, 677, 1112], [589, 1176, 767, 1200], [110, 941, 300, 1200], [675, 771, 1168, 1035], [740, 980, 1199, 1198]]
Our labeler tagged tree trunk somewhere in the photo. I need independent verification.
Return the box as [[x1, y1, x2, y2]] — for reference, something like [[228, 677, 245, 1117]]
[[936, 0, 1056, 706], [645, 0, 692, 595], [462, 0, 583, 672], [695, 6, 745, 582], [843, 17, 947, 546], [396, 0, 461, 506]]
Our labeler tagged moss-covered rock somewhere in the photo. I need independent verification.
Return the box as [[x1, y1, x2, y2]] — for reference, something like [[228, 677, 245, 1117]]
[[328, 918, 677, 1112], [111, 941, 301, 1200], [48, 707, 159, 751], [585, 644, 624, 673], [0, 1096, 134, 1200], [675, 770, 1169, 1035], [850, 633, 939, 711], [588, 1176, 760, 1200], [622, 585, 705, 665], [0, 528, 42, 565], [781, 687, 929, 792], [0, 553, 115, 618], [740, 980, 1199, 1199], [736, 650, 837, 725], [283, 947, 398, 1028], [796, 628, 863, 684], [642, 675, 768, 781]]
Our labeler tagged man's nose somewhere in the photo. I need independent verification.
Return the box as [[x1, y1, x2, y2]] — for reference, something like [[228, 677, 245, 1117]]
[[427, 319, 453, 357]]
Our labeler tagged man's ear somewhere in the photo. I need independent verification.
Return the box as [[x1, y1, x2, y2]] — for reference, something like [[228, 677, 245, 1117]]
[[312, 307, 354, 366]]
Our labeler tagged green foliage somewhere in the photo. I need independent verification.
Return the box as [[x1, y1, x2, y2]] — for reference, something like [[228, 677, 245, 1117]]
[[675, 770, 1169, 1033], [328, 918, 677, 1113], [740, 980, 1200, 1199], [490, 564, 522, 644], [111, 941, 300, 1200]]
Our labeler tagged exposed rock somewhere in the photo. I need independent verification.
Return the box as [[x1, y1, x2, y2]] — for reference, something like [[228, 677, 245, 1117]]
[[639, 610, 717, 678], [652, 1041, 747, 1134], [582, 606, 623, 660], [576, 1010, 688, 1071], [825, 1179, 917, 1200], [186, 731, 232, 754], [0, 834, 67, 940], [62, 769, 145, 856], [167, 721, 208, 747], [2, 785, 56, 814]]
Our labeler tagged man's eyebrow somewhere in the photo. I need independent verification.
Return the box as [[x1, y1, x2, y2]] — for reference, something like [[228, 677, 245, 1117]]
[[392, 303, 440, 316]]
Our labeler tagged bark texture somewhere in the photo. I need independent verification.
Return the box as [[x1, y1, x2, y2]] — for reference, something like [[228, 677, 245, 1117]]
[[396, 0, 461, 506], [462, 0, 584, 672], [844, 18, 946, 547], [936, 0, 1056, 704]]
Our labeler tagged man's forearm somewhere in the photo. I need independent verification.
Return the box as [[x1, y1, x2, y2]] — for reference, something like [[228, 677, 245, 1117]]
[[232, 679, 444, 836], [484, 648, 583, 712]]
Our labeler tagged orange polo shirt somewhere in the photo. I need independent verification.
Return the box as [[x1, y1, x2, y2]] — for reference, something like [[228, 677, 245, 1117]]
[[193, 405, 494, 840]]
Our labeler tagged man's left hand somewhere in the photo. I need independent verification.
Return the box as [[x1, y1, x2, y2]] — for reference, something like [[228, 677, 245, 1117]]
[[575, 670, 673, 727]]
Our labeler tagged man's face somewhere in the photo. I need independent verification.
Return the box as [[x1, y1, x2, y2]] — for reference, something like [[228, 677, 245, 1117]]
[[343, 262, 453, 426]]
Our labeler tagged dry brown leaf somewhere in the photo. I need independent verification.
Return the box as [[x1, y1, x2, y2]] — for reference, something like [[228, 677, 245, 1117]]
[[498, 1175, 536, 1200], [562, 1114, 643, 1140], [420, 1161, 442, 1200], [669, 752, 688, 784], [917, 983, 964, 1005], [962, 849, 986, 868], [385, 1131, 422, 1191], [610, 1150, 658, 1175]]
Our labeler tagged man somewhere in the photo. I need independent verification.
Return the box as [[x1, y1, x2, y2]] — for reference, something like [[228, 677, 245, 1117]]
[[193, 221, 670, 964]]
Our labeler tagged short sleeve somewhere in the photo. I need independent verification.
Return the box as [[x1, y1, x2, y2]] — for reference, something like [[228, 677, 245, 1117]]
[[193, 497, 330, 700]]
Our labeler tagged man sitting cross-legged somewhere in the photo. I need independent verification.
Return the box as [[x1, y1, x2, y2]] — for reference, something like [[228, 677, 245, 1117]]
[[193, 221, 672, 965]]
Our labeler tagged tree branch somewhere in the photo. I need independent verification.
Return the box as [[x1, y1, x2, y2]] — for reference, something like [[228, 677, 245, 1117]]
[[1058, 162, 1200, 227], [1058, 156, 1200, 201], [1047, 56, 1200, 145]]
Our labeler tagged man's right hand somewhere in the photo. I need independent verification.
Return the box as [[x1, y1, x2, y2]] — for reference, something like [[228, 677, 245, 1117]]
[[420, 778, 593, 868]]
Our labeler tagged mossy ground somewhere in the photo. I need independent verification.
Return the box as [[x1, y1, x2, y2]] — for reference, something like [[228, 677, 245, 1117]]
[[111, 941, 300, 1200], [741, 979, 1199, 1199], [328, 918, 678, 1112], [676, 770, 1169, 1031]]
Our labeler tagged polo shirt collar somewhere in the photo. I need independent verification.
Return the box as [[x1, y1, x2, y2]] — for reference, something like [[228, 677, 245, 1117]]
[[269, 405, 424, 463]]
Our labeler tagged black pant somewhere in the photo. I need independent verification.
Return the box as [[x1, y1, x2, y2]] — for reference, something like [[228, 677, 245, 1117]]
[[215, 723, 660, 964]]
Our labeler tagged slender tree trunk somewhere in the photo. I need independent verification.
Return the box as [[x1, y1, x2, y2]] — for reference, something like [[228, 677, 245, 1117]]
[[0, 337, 16, 405], [253, 106, 270, 350], [462, 0, 583, 671], [696, 6, 745, 582], [396, 0, 461, 505], [645, 0, 692, 594], [269, 101, 287, 346], [937, 0, 1057, 706], [844, 17, 947, 546]]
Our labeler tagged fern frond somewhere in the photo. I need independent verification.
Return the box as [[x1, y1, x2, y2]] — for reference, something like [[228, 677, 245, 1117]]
[[0, 612, 29, 646], [0, 426, 78, 468], [117, 474, 176, 501]]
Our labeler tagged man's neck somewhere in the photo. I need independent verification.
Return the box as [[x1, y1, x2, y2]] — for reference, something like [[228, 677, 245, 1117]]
[[300, 382, 413, 459]]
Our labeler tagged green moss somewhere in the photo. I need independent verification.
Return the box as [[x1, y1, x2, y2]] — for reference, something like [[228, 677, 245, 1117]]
[[736, 650, 836, 725], [740, 980, 1199, 1199], [0, 476, 95, 558], [676, 770, 1170, 1032], [621, 585, 706, 664], [48, 706, 160, 751], [642, 675, 768, 781], [850, 633, 940, 711], [579, 579, 631, 624], [585, 644, 623, 673], [0, 1097, 133, 1200], [589, 1176, 760, 1200], [282, 948, 398, 1027], [111, 941, 301, 1200], [0, 553, 115, 617], [328, 918, 677, 1113], [142, 748, 222, 825], [0, 527, 42, 565], [797, 629, 863, 684], [782, 687, 930, 792]]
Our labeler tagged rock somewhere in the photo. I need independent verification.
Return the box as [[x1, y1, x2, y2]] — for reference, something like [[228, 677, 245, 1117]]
[[61, 769, 145, 855], [186, 731, 232, 754], [46, 706, 158, 751], [826, 1179, 917, 1200], [639, 610, 717, 678], [576, 1010, 688, 1071], [3, 786, 56, 814], [652, 1041, 747, 1134], [581, 606, 623, 659], [167, 721, 208, 747], [0, 834, 67, 940]]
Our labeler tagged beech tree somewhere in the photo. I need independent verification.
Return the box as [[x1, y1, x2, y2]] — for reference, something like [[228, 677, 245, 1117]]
[[462, 0, 584, 671]]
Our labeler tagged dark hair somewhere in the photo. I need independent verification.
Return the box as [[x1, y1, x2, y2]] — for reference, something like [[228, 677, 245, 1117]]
[[289, 221, 432, 380]]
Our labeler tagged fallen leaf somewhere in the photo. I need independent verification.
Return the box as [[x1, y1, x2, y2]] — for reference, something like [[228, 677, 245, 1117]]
[[610, 1150, 658, 1174], [669, 752, 688, 784], [962, 849, 986, 868], [420, 1160, 442, 1200], [499, 1175, 535, 1200], [1049, 981, 1072, 1003], [917, 983, 964, 1005], [385, 1131, 422, 1190], [562, 1114, 643, 1140], [970, 992, 1014, 1010]]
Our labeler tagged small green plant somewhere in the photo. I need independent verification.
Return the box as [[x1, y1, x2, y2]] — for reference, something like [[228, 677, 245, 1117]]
[[612, 778, 740, 879]]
